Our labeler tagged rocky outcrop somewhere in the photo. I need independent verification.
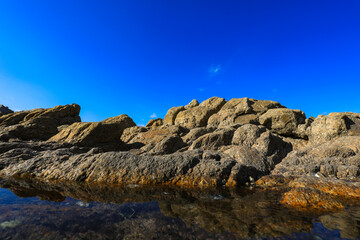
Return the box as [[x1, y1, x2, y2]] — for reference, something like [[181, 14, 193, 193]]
[[272, 136, 360, 179], [189, 127, 235, 150], [146, 118, 163, 128], [48, 114, 135, 147], [174, 97, 226, 128], [123, 125, 188, 154], [0, 105, 13, 116], [0, 104, 81, 141], [259, 108, 308, 138], [308, 112, 360, 144], [0, 96, 360, 206], [207, 98, 285, 127], [164, 106, 185, 125]]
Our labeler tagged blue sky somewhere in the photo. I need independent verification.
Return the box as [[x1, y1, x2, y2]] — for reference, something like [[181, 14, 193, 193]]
[[0, 1, 359, 125]]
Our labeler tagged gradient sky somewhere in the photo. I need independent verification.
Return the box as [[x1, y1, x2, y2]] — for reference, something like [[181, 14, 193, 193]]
[[0, 1, 359, 125]]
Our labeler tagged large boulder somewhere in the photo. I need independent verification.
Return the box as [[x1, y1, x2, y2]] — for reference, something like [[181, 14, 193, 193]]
[[208, 98, 285, 127], [224, 145, 269, 173], [149, 135, 186, 155], [145, 118, 163, 128], [120, 126, 148, 143], [189, 127, 235, 150], [224, 145, 271, 186], [49, 114, 135, 146], [232, 124, 292, 168], [308, 112, 360, 144], [124, 125, 188, 154], [232, 124, 266, 146], [0, 104, 81, 141], [182, 127, 215, 144], [174, 97, 226, 129], [184, 99, 199, 109], [259, 108, 308, 138], [0, 105, 13, 116], [126, 125, 188, 146], [163, 106, 185, 125]]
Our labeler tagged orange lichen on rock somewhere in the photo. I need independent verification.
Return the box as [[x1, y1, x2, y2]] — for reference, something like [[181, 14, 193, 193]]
[[281, 187, 344, 210], [289, 177, 360, 199], [255, 175, 291, 187]]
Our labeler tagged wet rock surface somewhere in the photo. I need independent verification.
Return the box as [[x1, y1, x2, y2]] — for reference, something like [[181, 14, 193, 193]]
[[0, 97, 359, 211]]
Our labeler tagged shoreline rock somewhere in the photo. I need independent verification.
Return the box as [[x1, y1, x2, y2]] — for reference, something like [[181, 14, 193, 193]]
[[1, 97, 360, 210]]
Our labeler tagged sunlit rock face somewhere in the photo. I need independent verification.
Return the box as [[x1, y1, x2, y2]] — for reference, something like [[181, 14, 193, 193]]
[[0, 96, 360, 204], [0, 104, 81, 141]]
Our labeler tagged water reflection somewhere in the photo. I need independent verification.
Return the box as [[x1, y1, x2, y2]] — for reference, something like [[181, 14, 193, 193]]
[[0, 177, 359, 239]]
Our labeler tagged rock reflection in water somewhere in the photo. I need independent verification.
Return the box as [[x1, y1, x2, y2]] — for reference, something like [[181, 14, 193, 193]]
[[0, 178, 359, 239]]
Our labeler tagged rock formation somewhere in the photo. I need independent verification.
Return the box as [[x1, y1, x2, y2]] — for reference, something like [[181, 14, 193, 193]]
[[0, 97, 360, 210]]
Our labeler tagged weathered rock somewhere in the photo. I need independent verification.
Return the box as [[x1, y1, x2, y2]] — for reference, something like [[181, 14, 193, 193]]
[[251, 99, 285, 113], [233, 114, 259, 125], [175, 97, 226, 128], [224, 145, 268, 172], [0, 145, 239, 187], [259, 108, 307, 138], [232, 124, 266, 146], [149, 136, 186, 155], [189, 127, 235, 150], [0, 104, 81, 141], [146, 118, 163, 128], [120, 126, 148, 143], [223, 145, 271, 186], [272, 136, 360, 179], [309, 112, 360, 144], [232, 124, 292, 168], [163, 106, 185, 125], [184, 99, 199, 109], [49, 114, 135, 146], [0, 105, 13, 116], [208, 98, 285, 127], [252, 131, 293, 167], [207, 98, 252, 127], [1, 99, 360, 198], [288, 176, 360, 199], [181, 127, 215, 144], [127, 125, 188, 146], [254, 175, 291, 187]]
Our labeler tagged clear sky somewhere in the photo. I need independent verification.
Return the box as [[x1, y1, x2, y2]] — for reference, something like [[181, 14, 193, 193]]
[[0, 1, 359, 125]]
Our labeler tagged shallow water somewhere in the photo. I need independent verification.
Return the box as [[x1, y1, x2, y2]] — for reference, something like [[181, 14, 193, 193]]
[[0, 178, 359, 240]]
